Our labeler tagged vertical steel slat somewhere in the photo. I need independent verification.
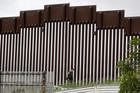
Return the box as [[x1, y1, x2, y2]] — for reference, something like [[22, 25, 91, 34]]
[[13, 34, 16, 72], [48, 21, 53, 81], [0, 34, 3, 72], [72, 24, 75, 83], [107, 28, 110, 81], [3, 34, 5, 72], [105, 28, 108, 81], [15, 33, 18, 71], [91, 23, 95, 83], [116, 28, 119, 80], [113, 28, 116, 81], [22, 29, 25, 72], [84, 23, 88, 83], [18, 29, 21, 72], [52, 22, 56, 84], [68, 23, 72, 71], [0, 34, 2, 71], [36, 27, 39, 72], [64, 21, 68, 83], [61, 21, 65, 84], [119, 28, 123, 78], [47, 21, 51, 81], [71, 24, 74, 70], [0, 34, 1, 88], [57, 21, 60, 85], [103, 28, 106, 82], [38, 27, 41, 72], [24, 28, 27, 72], [35, 27, 38, 72], [39, 27, 42, 72], [78, 23, 81, 83], [5, 34, 8, 72], [109, 28, 112, 80], [54, 21, 58, 85], [16, 33, 19, 92], [60, 21, 63, 84], [98, 28, 101, 82], [6, 34, 10, 72], [38, 27, 41, 83], [57, 22, 61, 84], [26, 27, 30, 71], [95, 29, 100, 83], [66, 21, 70, 82], [94, 28, 98, 82], [30, 27, 33, 72], [74, 24, 77, 83], [120, 28, 123, 60], [52, 22, 55, 72], [81, 23, 84, 83], [76, 24, 79, 84], [12, 34, 15, 72], [102, 28, 105, 82], [100, 28, 103, 82], [33, 27, 37, 72], [21, 28, 24, 72], [24, 28, 27, 84], [87, 23, 91, 82], [45, 22, 49, 72], [48, 22, 52, 72], [39, 25, 43, 72], [42, 25, 45, 72], [51, 21, 55, 84], [6, 34, 9, 72]]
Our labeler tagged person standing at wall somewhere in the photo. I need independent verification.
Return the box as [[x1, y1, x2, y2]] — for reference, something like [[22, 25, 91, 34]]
[[67, 68, 74, 84]]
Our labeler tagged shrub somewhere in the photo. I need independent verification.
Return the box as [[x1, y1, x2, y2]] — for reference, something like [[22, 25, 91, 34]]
[[117, 38, 140, 93]]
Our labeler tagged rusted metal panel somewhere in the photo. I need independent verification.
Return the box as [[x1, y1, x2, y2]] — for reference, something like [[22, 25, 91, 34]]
[[124, 18, 131, 35], [0, 17, 19, 33], [69, 6, 96, 23], [96, 11, 124, 28], [19, 10, 43, 27], [124, 17, 140, 35], [44, 4, 69, 21], [131, 17, 140, 34]]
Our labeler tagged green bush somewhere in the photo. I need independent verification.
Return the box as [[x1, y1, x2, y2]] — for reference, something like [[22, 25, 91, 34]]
[[117, 38, 140, 93]]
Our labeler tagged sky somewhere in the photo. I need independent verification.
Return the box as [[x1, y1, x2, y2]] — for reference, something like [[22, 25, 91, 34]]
[[0, 0, 140, 17]]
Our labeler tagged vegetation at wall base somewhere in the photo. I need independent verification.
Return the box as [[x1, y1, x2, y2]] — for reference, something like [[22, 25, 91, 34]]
[[117, 38, 140, 93], [56, 80, 120, 89]]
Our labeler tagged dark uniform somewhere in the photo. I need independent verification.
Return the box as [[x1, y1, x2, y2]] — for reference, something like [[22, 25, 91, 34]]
[[67, 70, 74, 83]]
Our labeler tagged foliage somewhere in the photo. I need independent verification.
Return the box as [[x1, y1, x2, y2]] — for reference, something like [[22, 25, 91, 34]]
[[117, 38, 140, 93]]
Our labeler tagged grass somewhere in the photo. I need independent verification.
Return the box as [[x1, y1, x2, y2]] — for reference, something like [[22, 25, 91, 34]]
[[57, 80, 120, 89]]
